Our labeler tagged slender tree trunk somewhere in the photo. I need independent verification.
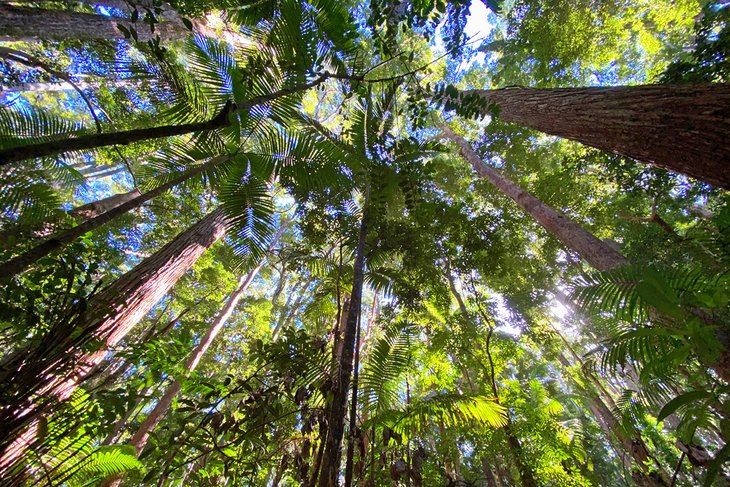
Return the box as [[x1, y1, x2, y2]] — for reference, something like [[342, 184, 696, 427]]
[[319, 212, 368, 487], [0, 189, 140, 244], [101, 226, 284, 486], [0, 5, 200, 43], [0, 101, 234, 165], [481, 456, 500, 487], [2, 72, 333, 165], [0, 156, 224, 280], [452, 84, 730, 188], [343, 309, 362, 487], [1, 79, 141, 93], [71, 189, 142, 219], [441, 126, 628, 271], [0, 208, 228, 477]]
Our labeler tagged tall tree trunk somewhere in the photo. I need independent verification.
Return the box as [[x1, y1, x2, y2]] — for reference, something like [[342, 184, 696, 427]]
[[1, 79, 141, 93], [0, 5, 203, 43], [451, 84, 730, 188], [319, 212, 368, 487], [0, 101, 235, 165], [70, 189, 142, 219], [0, 156, 224, 280], [441, 126, 628, 271], [0, 208, 228, 477], [343, 307, 362, 487], [480, 456, 500, 487], [101, 253, 269, 487], [0, 189, 140, 245]]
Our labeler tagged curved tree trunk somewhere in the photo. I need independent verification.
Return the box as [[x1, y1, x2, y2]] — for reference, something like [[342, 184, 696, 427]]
[[452, 84, 730, 189], [441, 126, 628, 271], [0, 156, 224, 280], [0, 208, 228, 479]]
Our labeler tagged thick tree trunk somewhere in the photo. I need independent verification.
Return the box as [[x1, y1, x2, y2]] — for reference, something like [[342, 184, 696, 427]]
[[319, 214, 368, 487], [0, 208, 228, 477], [0, 156, 224, 280], [0, 101, 234, 165], [0, 6, 200, 43], [454, 84, 730, 189], [441, 126, 628, 271]]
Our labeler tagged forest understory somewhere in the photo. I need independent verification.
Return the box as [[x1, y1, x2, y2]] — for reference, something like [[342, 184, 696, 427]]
[[0, 0, 729, 485]]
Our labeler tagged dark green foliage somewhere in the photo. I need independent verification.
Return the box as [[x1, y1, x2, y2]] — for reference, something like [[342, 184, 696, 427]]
[[661, 2, 730, 83]]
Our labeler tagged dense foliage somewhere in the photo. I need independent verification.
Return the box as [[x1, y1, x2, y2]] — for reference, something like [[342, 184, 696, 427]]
[[0, 0, 728, 486]]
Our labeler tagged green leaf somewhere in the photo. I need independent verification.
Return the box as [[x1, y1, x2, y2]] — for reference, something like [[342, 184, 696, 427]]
[[657, 390, 712, 422], [116, 23, 131, 39]]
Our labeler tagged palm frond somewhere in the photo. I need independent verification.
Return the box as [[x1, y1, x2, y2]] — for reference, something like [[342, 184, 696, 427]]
[[372, 393, 507, 438]]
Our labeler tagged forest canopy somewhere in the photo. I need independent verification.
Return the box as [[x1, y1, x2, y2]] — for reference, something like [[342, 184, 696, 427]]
[[0, 0, 729, 486]]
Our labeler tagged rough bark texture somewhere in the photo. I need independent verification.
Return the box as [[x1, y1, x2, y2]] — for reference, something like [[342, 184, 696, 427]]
[[459, 84, 730, 189], [0, 101, 234, 165], [0, 208, 227, 478], [0, 6, 206, 43], [319, 215, 367, 487], [442, 126, 628, 271], [0, 156, 224, 280]]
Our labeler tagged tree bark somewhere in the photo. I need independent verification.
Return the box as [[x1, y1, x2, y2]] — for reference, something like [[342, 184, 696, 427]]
[[71, 189, 142, 219], [343, 306, 362, 487], [0, 5, 200, 43], [116, 224, 282, 459], [453, 84, 730, 189], [0, 189, 140, 245], [319, 213, 368, 487], [0, 208, 228, 477], [0, 156, 224, 280], [0, 101, 234, 165], [1, 79, 141, 93], [441, 126, 628, 271], [480, 456, 500, 487]]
